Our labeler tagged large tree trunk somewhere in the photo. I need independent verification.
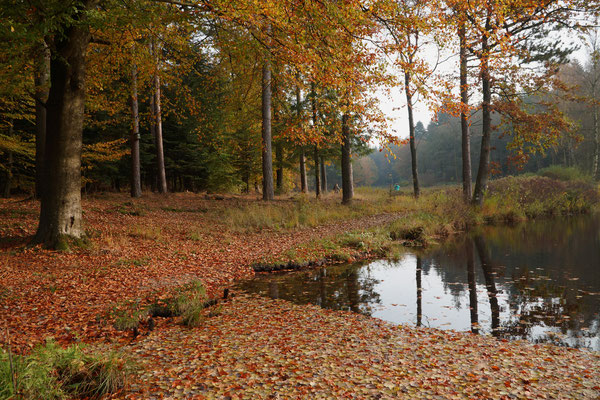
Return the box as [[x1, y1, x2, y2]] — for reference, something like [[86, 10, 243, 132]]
[[405, 71, 420, 199], [341, 113, 354, 204], [35, 4, 94, 248], [320, 156, 327, 193], [152, 46, 167, 194], [130, 63, 142, 198], [459, 22, 472, 202], [34, 45, 50, 199], [472, 18, 492, 206], [261, 58, 274, 200]]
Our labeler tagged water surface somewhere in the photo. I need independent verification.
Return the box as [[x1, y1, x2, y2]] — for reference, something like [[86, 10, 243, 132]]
[[240, 215, 600, 351]]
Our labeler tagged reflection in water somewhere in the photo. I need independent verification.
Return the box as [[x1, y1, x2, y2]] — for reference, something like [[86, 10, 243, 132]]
[[474, 236, 500, 336], [240, 215, 600, 351], [466, 240, 479, 334], [416, 257, 422, 327]]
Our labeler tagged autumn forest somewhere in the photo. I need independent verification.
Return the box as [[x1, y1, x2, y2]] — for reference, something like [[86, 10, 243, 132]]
[[1, 0, 600, 399]]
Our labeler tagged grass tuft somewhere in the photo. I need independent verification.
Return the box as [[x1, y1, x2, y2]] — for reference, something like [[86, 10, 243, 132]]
[[0, 340, 129, 399]]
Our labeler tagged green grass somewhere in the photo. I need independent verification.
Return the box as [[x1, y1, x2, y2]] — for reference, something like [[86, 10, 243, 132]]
[[110, 280, 209, 331], [537, 165, 593, 183], [221, 188, 416, 232], [0, 340, 128, 399]]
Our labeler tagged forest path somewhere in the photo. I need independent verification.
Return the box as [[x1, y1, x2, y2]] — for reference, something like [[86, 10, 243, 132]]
[[0, 193, 402, 352]]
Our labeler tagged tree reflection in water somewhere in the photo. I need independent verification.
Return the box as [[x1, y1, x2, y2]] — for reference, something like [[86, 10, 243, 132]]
[[466, 240, 479, 334], [240, 215, 600, 350]]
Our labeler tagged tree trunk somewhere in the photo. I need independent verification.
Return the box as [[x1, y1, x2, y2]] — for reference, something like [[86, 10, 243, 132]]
[[459, 22, 472, 202], [296, 87, 307, 193], [34, 45, 50, 199], [593, 103, 599, 180], [472, 18, 492, 206], [261, 58, 274, 200], [341, 113, 354, 204], [311, 84, 320, 198], [405, 71, 420, 199], [276, 142, 283, 192], [320, 156, 327, 193], [314, 146, 321, 198], [130, 62, 142, 198], [3, 124, 13, 198], [299, 148, 308, 193], [35, 4, 95, 248], [152, 48, 167, 194]]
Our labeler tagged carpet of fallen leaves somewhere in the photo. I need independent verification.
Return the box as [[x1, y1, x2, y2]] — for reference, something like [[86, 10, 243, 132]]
[[0, 193, 395, 352], [115, 294, 600, 399], [2, 193, 599, 399]]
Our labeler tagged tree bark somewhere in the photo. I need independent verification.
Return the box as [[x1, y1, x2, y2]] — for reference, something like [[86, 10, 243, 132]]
[[311, 84, 320, 198], [3, 124, 13, 198], [152, 45, 167, 194], [593, 102, 599, 180], [314, 145, 321, 198], [405, 71, 420, 199], [130, 62, 142, 198], [296, 86, 308, 193], [35, 2, 96, 248], [320, 156, 327, 193], [261, 58, 274, 200], [276, 142, 283, 192], [341, 113, 354, 204], [472, 17, 492, 206], [34, 45, 50, 199], [459, 22, 472, 202], [299, 148, 308, 193]]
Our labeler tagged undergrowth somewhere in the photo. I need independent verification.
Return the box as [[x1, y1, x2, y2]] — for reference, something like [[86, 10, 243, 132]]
[[0, 340, 128, 399]]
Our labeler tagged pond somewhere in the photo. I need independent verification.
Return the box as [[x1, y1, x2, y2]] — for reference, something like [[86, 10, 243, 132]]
[[240, 215, 600, 351]]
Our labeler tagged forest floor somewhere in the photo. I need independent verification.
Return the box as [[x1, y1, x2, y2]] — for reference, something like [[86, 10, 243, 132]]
[[1, 189, 599, 399]]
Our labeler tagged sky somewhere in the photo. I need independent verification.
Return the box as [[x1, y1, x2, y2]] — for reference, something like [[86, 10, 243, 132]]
[[377, 30, 594, 144]]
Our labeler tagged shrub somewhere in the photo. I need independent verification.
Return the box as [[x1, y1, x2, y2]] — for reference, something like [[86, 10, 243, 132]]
[[173, 280, 208, 327], [537, 165, 593, 183], [0, 340, 128, 399]]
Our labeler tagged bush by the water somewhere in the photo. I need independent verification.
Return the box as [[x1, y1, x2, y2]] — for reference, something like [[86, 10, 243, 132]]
[[537, 165, 593, 183], [0, 340, 128, 399], [485, 175, 599, 221]]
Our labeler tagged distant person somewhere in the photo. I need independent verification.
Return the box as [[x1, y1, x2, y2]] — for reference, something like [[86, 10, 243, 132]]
[[333, 183, 340, 193]]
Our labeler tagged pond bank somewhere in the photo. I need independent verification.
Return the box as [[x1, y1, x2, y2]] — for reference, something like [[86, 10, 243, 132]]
[[1, 181, 598, 398]]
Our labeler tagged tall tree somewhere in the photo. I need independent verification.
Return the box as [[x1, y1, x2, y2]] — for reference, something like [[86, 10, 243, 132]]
[[584, 29, 600, 179], [34, 46, 50, 199], [261, 55, 274, 200], [35, 0, 98, 247], [130, 61, 142, 198], [341, 112, 354, 204], [151, 40, 168, 194], [458, 12, 472, 202]]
